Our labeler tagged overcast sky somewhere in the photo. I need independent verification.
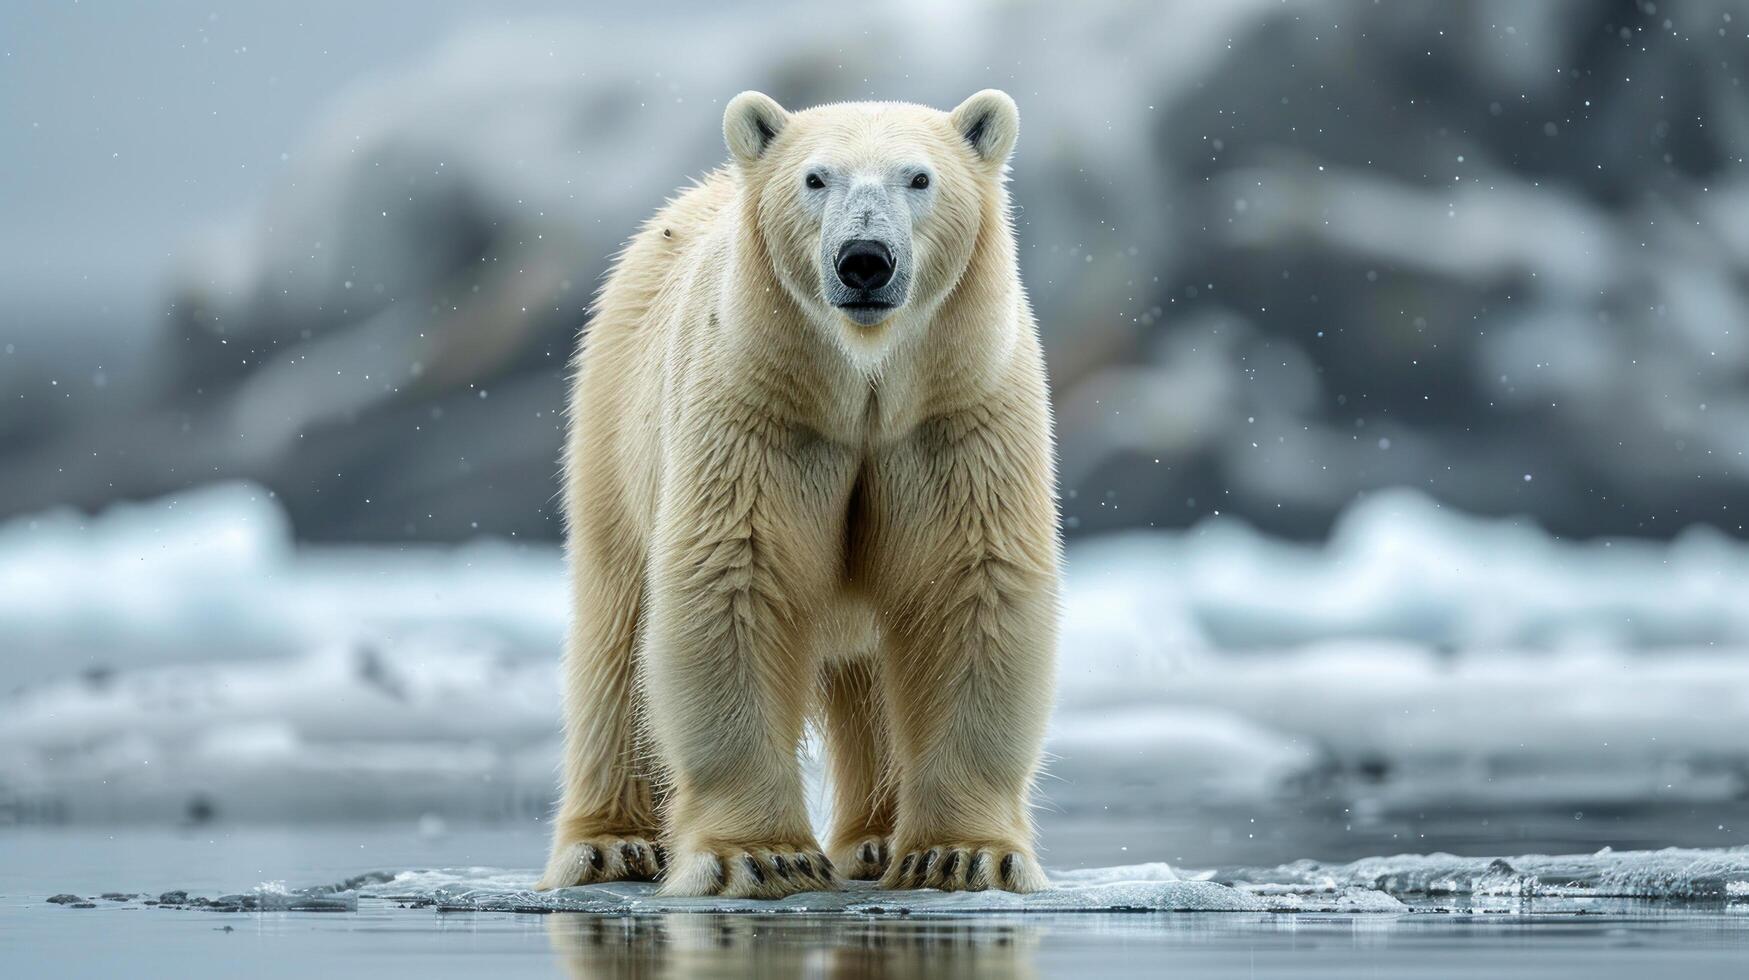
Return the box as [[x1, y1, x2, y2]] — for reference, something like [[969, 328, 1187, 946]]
[[0, 1, 609, 317]]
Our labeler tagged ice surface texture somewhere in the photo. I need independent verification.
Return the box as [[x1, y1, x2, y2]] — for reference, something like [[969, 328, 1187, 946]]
[[159, 865, 1398, 915], [371, 872, 1280, 915], [1214, 846, 1749, 901], [54, 848, 1749, 917]]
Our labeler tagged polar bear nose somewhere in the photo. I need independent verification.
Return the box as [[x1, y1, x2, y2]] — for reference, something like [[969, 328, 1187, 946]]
[[835, 239, 894, 291]]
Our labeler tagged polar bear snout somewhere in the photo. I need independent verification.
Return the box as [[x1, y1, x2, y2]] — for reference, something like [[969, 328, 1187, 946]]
[[835, 239, 895, 292], [819, 175, 914, 326], [828, 234, 909, 326], [822, 234, 902, 327]]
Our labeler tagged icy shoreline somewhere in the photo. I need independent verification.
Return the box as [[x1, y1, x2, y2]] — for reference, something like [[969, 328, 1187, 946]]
[[32, 847, 1749, 917]]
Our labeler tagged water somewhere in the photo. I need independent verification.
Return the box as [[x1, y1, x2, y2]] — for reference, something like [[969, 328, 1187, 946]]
[[11, 903, 1749, 979], [5, 823, 1746, 978]]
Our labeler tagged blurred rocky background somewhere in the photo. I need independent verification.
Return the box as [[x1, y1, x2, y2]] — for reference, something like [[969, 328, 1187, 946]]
[[7, 0, 1746, 542]]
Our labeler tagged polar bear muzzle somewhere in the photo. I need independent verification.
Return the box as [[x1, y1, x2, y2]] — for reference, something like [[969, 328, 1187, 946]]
[[817, 172, 916, 326], [833, 238, 899, 323]]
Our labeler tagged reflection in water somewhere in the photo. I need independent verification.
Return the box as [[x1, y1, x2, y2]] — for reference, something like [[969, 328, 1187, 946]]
[[539, 907, 1749, 978], [545, 912, 1039, 979]]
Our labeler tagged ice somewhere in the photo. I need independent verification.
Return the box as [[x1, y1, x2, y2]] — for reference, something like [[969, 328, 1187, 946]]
[[362, 870, 1279, 915], [347, 847, 1747, 914], [63, 864, 1396, 915], [54, 847, 1749, 916], [0, 482, 564, 688], [1061, 487, 1749, 656], [1210, 847, 1749, 901], [5, 483, 1749, 823]]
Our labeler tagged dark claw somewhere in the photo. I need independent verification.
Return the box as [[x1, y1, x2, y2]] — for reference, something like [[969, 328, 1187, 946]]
[[744, 855, 766, 884], [898, 853, 915, 881], [969, 852, 989, 888], [772, 854, 790, 879], [942, 850, 962, 879], [621, 842, 643, 873], [1000, 853, 1017, 887], [586, 846, 604, 872], [859, 842, 876, 864], [918, 849, 939, 882], [652, 845, 668, 870], [816, 852, 835, 875], [795, 855, 814, 878]]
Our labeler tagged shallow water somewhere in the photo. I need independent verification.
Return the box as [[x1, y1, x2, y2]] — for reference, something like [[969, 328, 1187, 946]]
[[9, 903, 1749, 979], [5, 825, 1747, 978]]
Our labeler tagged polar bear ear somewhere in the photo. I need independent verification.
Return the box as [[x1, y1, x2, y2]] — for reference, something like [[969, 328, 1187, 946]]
[[724, 91, 790, 166], [950, 89, 1019, 166]]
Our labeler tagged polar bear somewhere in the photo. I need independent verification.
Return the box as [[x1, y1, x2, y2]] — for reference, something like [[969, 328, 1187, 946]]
[[537, 90, 1060, 898]]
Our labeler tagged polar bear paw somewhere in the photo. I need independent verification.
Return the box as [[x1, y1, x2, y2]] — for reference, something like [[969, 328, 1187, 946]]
[[659, 843, 840, 899], [831, 835, 893, 881], [536, 833, 665, 890], [882, 843, 1049, 893]]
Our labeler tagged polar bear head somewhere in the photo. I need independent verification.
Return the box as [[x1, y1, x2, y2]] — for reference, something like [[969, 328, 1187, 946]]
[[723, 90, 1019, 357]]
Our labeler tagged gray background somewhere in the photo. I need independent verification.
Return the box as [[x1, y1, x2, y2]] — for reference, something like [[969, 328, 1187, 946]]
[[7, 0, 1744, 543]]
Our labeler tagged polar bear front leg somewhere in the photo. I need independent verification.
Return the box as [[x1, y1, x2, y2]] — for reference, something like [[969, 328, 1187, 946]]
[[641, 416, 858, 899], [868, 407, 1061, 894], [539, 528, 666, 891]]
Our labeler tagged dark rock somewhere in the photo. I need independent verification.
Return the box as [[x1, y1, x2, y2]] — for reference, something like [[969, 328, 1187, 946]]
[[46, 894, 83, 904]]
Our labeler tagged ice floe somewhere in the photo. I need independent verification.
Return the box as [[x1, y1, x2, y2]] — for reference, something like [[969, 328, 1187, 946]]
[[45, 847, 1749, 917], [1208, 846, 1749, 901]]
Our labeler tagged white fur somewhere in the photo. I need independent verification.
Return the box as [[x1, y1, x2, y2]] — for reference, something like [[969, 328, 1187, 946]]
[[539, 91, 1060, 899]]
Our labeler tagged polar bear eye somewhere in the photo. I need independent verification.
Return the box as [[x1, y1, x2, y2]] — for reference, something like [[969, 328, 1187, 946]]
[[805, 173, 825, 190], [909, 173, 931, 190]]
